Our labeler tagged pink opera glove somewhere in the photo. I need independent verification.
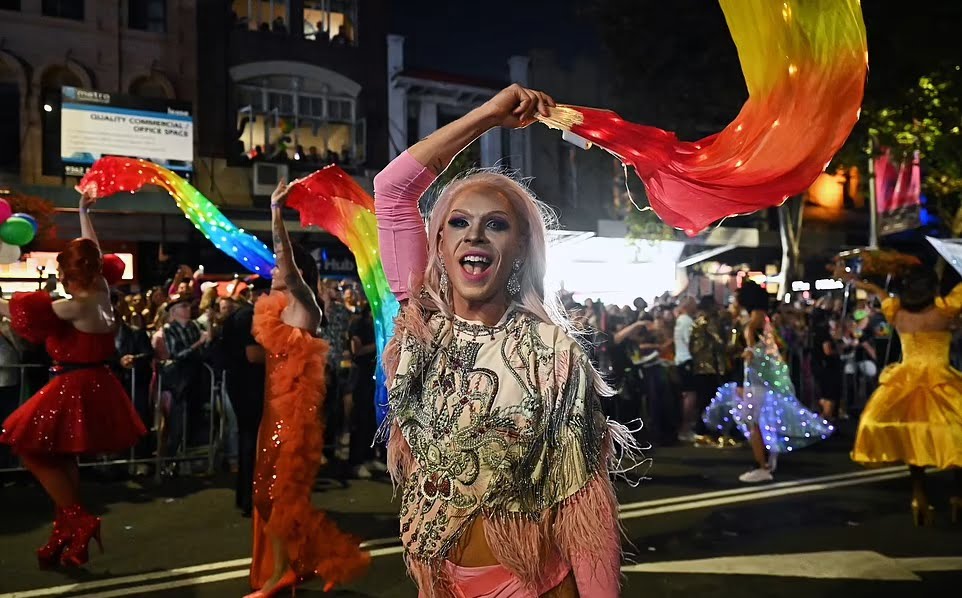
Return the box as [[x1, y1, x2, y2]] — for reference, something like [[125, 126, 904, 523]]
[[554, 474, 622, 597], [373, 151, 437, 301]]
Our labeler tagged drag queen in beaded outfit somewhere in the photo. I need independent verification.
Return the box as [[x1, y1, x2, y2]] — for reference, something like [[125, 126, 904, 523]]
[[375, 84, 640, 598], [245, 181, 369, 597], [704, 280, 834, 483], [0, 192, 146, 568]]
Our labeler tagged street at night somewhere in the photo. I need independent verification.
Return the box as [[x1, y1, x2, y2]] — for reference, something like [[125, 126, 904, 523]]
[[2, 423, 961, 597], [2, 1, 962, 597]]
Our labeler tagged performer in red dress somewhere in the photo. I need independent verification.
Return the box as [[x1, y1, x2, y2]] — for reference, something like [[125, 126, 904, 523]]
[[0, 191, 146, 568]]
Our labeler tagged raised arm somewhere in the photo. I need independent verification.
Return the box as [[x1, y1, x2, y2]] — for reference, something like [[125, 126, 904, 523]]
[[832, 260, 888, 299], [374, 84, 555, 300], [612, 320, 645, 345], [79, 190, 99, 248], [743, 310, 766, 356], [409, 84, 554, 175], [852, 279, 888, 298], [271, 180, 321, 331], [70, 191, 110, 301]]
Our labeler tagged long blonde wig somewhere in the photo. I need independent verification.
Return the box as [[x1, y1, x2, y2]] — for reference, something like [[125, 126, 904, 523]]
[[385, 168, 611, 396]]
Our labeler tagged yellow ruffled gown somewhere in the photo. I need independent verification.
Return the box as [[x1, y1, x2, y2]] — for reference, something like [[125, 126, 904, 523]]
[[852, 285, 962, 469]]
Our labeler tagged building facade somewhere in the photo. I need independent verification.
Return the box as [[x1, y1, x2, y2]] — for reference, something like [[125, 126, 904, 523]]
[[195, 0, 389, 207], [0, 1, 389, 287], [0, 0, 197, 187]]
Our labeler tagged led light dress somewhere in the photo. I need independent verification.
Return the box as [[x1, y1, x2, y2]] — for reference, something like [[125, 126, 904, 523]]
[[704, 318, 834, 454]]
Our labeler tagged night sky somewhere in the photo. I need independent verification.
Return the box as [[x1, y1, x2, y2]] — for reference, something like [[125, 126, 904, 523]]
[[391, 1, 962, 104], [391, 0, 600, 82]]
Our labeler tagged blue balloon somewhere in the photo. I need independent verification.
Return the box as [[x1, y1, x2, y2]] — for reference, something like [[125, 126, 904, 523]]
[[10, 212, 38, 234]]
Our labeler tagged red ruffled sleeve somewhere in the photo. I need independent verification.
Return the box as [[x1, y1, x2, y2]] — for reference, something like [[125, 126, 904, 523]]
[[10, 291, 66, 345]]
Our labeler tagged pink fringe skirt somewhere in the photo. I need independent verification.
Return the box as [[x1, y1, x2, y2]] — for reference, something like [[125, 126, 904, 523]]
[[421, 560, 570, 598]]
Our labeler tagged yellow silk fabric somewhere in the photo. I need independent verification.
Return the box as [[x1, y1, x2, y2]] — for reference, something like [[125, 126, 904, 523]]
[[721, 0, 867, 96]]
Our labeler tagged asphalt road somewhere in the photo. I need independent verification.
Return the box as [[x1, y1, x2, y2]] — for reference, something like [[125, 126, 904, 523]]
[[1, 426, 960, 598]]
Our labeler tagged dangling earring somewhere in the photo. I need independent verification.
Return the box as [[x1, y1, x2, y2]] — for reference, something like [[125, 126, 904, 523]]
[[507, 259, 523, 297], [438, 259, 450, 301]]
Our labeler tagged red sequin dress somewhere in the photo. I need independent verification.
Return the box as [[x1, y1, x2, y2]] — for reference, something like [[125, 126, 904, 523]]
[[0, 292, 146, 454]]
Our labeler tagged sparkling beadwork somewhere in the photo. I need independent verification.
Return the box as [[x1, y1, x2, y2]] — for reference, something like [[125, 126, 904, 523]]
[[388, 307, 611, 564]]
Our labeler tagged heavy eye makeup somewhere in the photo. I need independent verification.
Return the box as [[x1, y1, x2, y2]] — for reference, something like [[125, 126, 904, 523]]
[[445, 214, 511, 231]]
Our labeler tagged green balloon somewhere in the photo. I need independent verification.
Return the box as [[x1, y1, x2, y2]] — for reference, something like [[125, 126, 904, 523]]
[[0, 217, 36, 246]]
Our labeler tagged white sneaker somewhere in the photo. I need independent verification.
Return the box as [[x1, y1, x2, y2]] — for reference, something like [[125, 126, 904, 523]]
[[738, 468, 774, 483], [352, 464, 373, 479]]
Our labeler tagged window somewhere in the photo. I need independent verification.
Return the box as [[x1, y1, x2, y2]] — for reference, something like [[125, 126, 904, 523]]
[[42, 0, 84, 20], [0, 82, 19, 172], [303, 0, 358, 45], [328, 99, 352, 121], [0, 1, 21, 11], [129, 0, 166, 32], [268, 92, 293, 114], [129, 76, 171, 99], [237, 86, 265, 112], [231, 0, 288, 34], [233, 76, 362, 166], [307, 97, 325, 118]]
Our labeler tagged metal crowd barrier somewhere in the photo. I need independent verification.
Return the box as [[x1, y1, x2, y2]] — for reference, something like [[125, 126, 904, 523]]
[[0, 362, 230, 480]]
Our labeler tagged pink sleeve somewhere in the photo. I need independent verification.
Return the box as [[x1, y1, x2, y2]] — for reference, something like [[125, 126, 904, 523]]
[[555, 474, 622, 597], [374, 151, 438, 301]]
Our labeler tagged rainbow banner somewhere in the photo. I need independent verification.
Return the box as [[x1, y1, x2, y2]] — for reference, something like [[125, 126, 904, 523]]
[[78, 157, 276, 276], [538, 0, 868, 236], [287, 166, 399, 425]]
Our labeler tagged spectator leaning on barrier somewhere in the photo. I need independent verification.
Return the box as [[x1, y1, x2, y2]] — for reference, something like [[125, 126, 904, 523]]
[[161, 296, 209, 465]]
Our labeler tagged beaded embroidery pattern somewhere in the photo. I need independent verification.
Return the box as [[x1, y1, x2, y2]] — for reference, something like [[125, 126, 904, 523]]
[[389, 308, 608, 562]]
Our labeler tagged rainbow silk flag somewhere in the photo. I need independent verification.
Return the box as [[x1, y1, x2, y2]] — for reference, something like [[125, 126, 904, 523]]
[[538, 0, 868, 235], [78, 157, 276, 276], [287, 166, 400, 425]]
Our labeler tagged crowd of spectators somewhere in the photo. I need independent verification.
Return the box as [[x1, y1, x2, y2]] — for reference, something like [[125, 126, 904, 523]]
[[560, 287, 908, 448], [6, 259, 949, 519], [0, 258, 383, 519]]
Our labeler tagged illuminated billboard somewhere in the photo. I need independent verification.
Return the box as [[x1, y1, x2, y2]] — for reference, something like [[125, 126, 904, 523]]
[[57, 86, 193, 176]]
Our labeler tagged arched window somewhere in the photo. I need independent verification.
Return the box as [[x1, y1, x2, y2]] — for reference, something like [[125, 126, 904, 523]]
[[230, 61, 364, 166], [0, 59, 21, 172], [129, 74, 174, 99], [40, 65, 83, 93], [39, 65, 85, 176]]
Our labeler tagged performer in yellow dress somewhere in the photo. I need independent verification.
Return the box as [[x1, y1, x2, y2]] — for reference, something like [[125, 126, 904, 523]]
[[850, 267, 962, 526]]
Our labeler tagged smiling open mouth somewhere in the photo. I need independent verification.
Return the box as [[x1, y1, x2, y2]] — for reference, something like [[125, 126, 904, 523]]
[[460, 255, 492, 276]]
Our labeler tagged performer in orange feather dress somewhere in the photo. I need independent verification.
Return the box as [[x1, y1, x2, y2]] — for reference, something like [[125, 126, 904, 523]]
[[246, 179, 369, 597]]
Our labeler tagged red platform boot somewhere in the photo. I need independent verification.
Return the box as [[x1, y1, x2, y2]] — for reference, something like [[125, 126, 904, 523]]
[[59, 505, 102, 567], [36, 508, 73, 568]]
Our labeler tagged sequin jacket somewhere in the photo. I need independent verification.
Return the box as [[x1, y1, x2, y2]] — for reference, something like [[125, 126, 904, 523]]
[[690, 314, 725, 375]]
